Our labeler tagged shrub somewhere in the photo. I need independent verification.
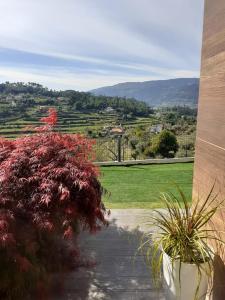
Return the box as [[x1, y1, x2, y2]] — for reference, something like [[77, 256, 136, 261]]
[[129, 137, 138, 150], [143, 146, 155, 158], [150, 130, 179, 158], [0, 108, 108, 298]]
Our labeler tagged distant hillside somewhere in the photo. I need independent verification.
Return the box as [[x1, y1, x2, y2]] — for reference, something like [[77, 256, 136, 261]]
[[0, 82, 154, 140], [0, 82, 152, 120], [91, 78, 199, 107]]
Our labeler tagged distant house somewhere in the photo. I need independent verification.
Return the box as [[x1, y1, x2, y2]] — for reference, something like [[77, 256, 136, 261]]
[[110, 126, 124, 135], [57, 97, 66, 101], [6, 96, 12, 101], [105, 106, 115, 113], [14, 95, 23, 100], [11, 100, 17, 107], [39, 106, 48, 113], [150, 124, 163, 134]]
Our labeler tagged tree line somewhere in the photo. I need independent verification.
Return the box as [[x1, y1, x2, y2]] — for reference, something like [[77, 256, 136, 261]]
[[0, 82, 153, 117]]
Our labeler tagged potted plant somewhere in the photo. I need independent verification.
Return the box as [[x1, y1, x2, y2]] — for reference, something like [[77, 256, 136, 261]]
[[140, 186, 224, 300]]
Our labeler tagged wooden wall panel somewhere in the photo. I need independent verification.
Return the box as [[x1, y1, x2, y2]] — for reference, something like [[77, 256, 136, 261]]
[[193, 0, 225, 298]]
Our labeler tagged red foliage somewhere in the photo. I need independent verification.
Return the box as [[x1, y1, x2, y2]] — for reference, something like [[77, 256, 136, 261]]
[[40, 108, 58, 126], [15, 254, 32, 272], [0, 108, 108, 297]]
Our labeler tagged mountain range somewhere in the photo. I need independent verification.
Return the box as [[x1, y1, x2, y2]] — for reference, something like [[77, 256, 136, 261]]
[[90, 78, 199, 107]]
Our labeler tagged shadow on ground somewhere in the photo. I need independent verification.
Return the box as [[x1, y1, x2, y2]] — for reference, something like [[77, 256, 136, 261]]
[[49, 211, 165, 300]]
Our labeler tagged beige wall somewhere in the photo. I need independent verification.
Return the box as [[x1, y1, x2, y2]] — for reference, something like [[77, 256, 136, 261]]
[[193, 0, 225, 298]]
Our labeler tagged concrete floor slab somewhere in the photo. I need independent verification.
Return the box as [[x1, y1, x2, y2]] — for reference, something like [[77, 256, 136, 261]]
[[51, 210, 165, 300]]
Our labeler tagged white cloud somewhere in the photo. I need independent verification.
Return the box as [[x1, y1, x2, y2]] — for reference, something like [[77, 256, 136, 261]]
[[0, 0, 204, 89], [0, 66, 158, 91], [0, 65, 199, 91]]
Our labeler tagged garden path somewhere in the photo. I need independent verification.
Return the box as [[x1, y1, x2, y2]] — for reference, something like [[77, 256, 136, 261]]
[[52, 209, 165, 300]]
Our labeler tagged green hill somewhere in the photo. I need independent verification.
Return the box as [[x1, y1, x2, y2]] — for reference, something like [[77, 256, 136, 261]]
[[91, 78, 199, 107], [0, 82, 154, 139]]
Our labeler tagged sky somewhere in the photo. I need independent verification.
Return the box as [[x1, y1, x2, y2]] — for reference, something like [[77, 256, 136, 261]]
[[0, 0, 204, 91]]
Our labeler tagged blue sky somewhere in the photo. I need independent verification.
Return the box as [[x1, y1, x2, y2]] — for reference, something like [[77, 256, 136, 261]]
[[0, 0, 204, 91]]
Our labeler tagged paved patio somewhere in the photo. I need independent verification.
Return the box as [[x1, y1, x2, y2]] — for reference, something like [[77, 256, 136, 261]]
[[52, 210, 165, 300]]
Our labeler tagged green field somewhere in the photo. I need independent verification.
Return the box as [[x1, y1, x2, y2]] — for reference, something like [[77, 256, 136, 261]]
[[100, 162, 194, 208]]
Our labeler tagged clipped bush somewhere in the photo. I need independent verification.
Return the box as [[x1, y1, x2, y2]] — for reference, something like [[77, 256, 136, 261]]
[[0, 109, 108, 299], [150, 130, 179, 158]]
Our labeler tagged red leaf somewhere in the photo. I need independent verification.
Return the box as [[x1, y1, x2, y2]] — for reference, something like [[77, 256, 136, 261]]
[[63, 226, 73, 240], [40, 108, 58, 126], [15, 254, 32, 272]]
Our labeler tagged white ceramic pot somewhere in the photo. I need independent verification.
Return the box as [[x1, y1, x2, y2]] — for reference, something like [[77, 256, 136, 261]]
[[163, 251, 210, 300]]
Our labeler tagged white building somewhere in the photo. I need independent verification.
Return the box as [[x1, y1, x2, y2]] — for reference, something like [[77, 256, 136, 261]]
[[150, 124, 163, 134]]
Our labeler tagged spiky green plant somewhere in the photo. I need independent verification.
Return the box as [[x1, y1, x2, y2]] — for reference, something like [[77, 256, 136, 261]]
[[139, 185, 225, 289]]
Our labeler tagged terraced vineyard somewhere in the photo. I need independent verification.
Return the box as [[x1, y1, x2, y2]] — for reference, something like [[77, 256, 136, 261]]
[[0, 105, 155, 139], [0, 82, 154, 138], [0, 105, 196, 161]]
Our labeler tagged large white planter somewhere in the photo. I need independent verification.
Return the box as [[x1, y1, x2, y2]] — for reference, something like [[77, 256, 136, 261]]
[[163, 251, 210, 300]]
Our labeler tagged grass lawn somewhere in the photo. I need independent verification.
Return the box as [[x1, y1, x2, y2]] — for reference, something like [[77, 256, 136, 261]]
[[100, 162, 194, 209]]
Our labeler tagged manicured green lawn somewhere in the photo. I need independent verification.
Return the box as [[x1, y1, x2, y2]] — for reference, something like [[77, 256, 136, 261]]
[[100, 163, 194, 208]]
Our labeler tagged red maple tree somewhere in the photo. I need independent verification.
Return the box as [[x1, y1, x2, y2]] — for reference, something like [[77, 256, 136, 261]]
[[0, 108, 108, 298]]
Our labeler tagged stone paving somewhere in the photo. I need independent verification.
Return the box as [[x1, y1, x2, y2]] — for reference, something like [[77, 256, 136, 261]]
[[52, 210, 165, 300]]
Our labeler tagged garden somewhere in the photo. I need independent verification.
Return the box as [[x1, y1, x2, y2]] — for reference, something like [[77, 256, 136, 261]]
[[0, 109, 223, 300]]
